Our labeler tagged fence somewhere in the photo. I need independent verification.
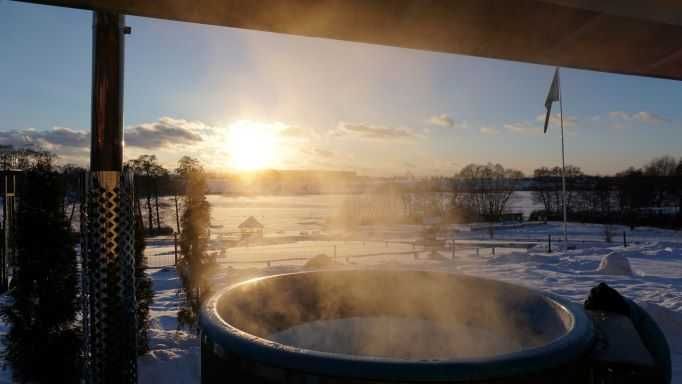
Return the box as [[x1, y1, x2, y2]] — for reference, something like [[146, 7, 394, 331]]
[[212, 239, 538, 268], [145, 233, 179, 268]]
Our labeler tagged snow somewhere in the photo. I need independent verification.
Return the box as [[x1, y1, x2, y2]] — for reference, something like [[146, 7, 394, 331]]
[[138, 194, 682, 382], [596, 252, 634, 276], [138, 268, 200, 383], [1, 194, 681, 383]]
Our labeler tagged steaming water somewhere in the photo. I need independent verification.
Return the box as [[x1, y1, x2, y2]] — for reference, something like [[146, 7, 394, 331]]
[[268, 316, 524, 359]]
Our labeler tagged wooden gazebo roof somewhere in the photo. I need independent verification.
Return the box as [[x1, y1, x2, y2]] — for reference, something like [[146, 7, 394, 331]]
[[238, 216, 263, 230]]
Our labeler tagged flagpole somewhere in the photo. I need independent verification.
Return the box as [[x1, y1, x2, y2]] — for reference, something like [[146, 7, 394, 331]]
[[558, 68, 568, 250]]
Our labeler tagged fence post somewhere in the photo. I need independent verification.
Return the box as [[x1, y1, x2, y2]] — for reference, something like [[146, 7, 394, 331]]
[[492, 247, 495, 256], [548, 234, 552, 253], [174, 232, 178, 265], [623, 231, 628, 248]]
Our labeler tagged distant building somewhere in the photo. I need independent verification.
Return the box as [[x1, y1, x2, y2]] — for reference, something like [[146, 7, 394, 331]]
[[238, 216, 264, 239]]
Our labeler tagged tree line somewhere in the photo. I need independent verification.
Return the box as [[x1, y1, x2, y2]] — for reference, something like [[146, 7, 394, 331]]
[[373, 155, 682, 231], [530, 155, 682, 228]]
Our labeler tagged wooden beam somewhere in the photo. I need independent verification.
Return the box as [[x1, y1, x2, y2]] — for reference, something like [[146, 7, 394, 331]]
[[14, 0, 682, 81]]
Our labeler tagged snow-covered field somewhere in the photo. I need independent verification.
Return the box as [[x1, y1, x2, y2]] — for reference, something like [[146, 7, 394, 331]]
[[139, 193, 682, 383], [140, 236, 682, 382], [2, 194, 681, 383]]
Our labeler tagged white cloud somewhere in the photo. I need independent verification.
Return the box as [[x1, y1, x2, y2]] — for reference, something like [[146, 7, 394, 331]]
[[427, 114, 456, 128], [535, 113, 577, 127], [504, 122, 539, 135], [608, 111, 668, 124], [331, 121, 417, 140], [479, 127, 500, 136], [301, 147, 335, 159]]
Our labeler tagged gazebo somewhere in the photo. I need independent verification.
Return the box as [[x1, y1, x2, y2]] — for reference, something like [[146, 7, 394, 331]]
[[238, 216, 264, 240]]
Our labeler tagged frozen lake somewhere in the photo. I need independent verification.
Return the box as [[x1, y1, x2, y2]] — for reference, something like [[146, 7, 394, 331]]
[[171, 191, 543, 235]]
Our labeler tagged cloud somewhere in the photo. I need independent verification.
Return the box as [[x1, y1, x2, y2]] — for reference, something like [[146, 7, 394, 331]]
[[504, 122, 539, 135], [332, 121, 416, 140], [0, 127, 89, 150], [301, 147, 335, 159], [608, 111, 668, 124], [125, 117, 204, 149], [479, 127, 499, 136], [278, 125, 308, 137], [427, 114, 455, 128], [535, 113, 577, 127]]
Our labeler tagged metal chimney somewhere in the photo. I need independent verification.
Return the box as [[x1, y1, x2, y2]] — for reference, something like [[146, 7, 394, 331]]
[[81, 11, 137, 384]]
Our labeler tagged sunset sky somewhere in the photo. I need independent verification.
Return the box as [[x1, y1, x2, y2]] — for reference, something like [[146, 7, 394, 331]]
[[2, 1, 682, 176]]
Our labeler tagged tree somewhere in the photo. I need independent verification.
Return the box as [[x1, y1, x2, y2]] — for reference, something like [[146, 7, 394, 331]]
[[59, 164, 86, 229], [1, 160, 82, 383], [643, 155, 677, 208], [532, 166, 557, 214], [176, 157, 211, 326], [531, 165, 583, 218], [455, 163, 523, 221], [126, 155, 167, 232], [134, 204, 153, 355]]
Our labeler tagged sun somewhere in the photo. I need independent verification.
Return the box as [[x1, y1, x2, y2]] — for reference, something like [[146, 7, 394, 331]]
[[226, 120, 281, 171]]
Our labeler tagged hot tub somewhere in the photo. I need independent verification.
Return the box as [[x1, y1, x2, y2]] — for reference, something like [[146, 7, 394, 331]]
[[200, 269, 601, 383]]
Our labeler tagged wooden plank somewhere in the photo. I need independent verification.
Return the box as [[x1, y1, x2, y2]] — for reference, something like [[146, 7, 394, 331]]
[[13, 0, 682, 81]]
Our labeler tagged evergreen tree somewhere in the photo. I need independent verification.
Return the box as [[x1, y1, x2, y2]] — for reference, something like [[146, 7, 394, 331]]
[[134, 202, 153, 355], [176, 157, 210, 326], [1, 162, 82, 383]]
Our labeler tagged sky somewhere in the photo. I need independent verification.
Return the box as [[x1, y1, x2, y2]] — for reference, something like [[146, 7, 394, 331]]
[[2, 1, 682, 177]]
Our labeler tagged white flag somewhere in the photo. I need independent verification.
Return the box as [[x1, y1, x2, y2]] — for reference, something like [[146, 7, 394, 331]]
[[544, 68, 560, 133]]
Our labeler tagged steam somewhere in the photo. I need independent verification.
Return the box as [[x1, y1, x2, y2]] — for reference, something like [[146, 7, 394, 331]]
[[217, 270, 570, 360]]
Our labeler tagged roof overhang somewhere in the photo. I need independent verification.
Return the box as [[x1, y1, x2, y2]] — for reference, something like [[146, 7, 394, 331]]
[[14, 0, 682, 81]]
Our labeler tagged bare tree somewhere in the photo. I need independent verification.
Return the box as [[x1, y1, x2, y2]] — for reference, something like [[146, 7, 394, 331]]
[[532, 165, 583, 217], [126, 155, 167, 232], [455, 163, 524, 223]]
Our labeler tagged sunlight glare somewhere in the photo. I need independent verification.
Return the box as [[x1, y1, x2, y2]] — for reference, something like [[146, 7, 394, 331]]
[[226, 120, 281, 171]]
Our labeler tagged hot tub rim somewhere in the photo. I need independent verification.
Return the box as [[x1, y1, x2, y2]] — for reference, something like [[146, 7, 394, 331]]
[[200, 269, 595, 382]]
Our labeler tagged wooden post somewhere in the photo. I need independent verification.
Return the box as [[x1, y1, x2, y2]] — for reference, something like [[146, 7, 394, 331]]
[[623, 231, 628, 248], [492, 247, 495, 256], [548, 234, 552, 253], [174, 232, 178, 265], [174, 194, 181, 233]]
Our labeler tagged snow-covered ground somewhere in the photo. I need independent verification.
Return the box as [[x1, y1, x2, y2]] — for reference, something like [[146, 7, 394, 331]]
[[2, 193, 680, 383], [138, 268, 200, 383], [140, 216, 682, 383], [140, 194, 682, 382]]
